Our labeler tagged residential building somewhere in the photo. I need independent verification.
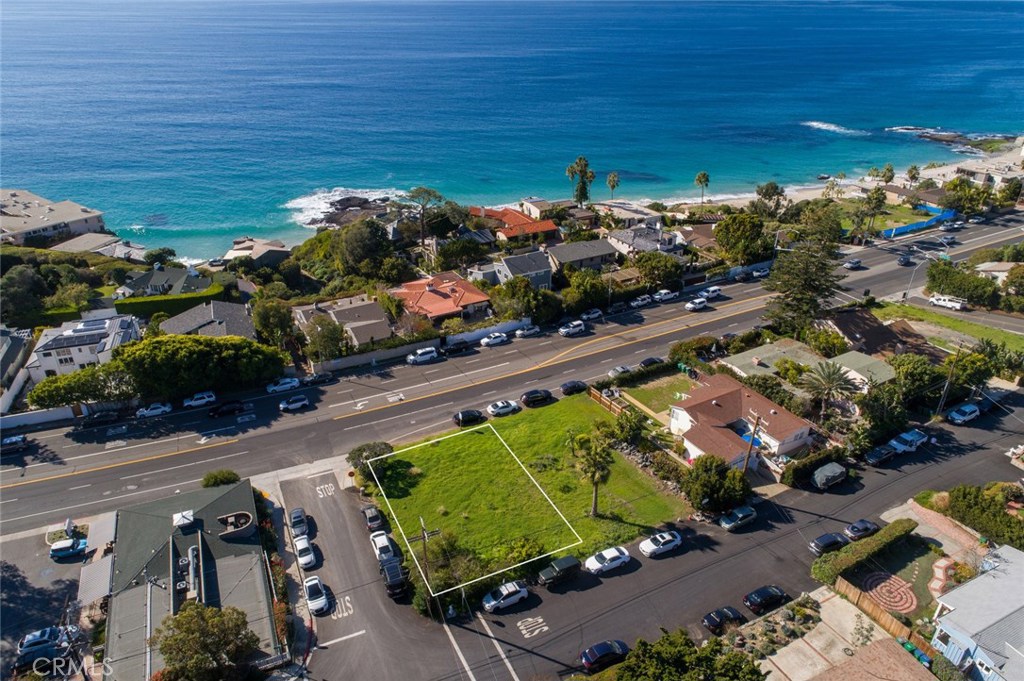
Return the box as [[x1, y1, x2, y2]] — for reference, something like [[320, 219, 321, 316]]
[[520, 197, 575, 220], [469, 206, 534, 230], [592, 201, 663, 228], [674, 223, 718, 251], [568, 207, 598, 227], [602, 267, 643, 288], [159, 300, 257, 341], [669, 373, 814, 468], [881, 184, 948, 207], [818, 307, 946, 362], [955, 162, 1023, 190], [466, 262, 500, 286], [25, 315, 140, 382], [831, 350, 896, 392], [0, 189, 105, 245], [496, 251, 554, 290], [114, 265, 212, 299], [101, 480, 284, 680], [292, 295, 394, 347], [931, 545, 1024, 681], [547, 239, 619, 272], [1, 326, 31, 392], [496, 219, 560, 243], [809, 639, 935, 681], [452, 224, 496, 247], [975, 262, 1020, 287], [223, 236, 292, 268], [719, 339, 824, 379], [49, 233, 149, 264], [390, 272, 490, 321], [606, 226, 675, 256]]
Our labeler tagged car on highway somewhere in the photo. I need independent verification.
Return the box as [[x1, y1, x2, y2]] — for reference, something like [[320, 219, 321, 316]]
[[294, 534, 315, 570], [842, 259, 862, 270], [698, 286, 722, 299], [480, 332, 510, 347], [288, 507, 308, 539], [361, 505, 384, 531], [136, 402, 172, 418], [940, 234, 957, 246], [520, 389, 553, 407], [558, 320, 586, 337], [406, 347, 440, 365], [482, 581, 529, 613], [1, 434, 30, 453], [653, 289, 679, 302], [701, 606, 746, 635], [638, 530, 682, 557], [608, 365, 631, 378], [452, 409, 486, 427], [579, 640, 629, 673], [629, 294, 652, 309], [584, 546, 630, 574], [266, 377, 300, 393], [279, 394, 311, 412], [946, 402, 980, 425], [897, 254, 913, 266], [808, 532, 850, 557], [183, 391, 216, 408], [685, 297, 708, 311], [370, 531, 395, 562], [301, 372, 335, 386], [515, 324, 541, 338], [560, 380, 588, 396], [208, 400, 247, 418], [638, 356, 663, 369], [49, 538, 88, 560], [442, 339, 474, 357], [719, 505, 757, 532], [743, 585, 790, 615], [608, 301, 629, 314], [939, 222, 958, 232], [303, 575, 330, 615], [751, 267, 770, 278], [888, 428, 928, 453], [487, 400, 520, 417], [580, 308, 603, 321], [864, 444, 898, 466], [76, 411, 120, 429], [844, 519, 881, 541]]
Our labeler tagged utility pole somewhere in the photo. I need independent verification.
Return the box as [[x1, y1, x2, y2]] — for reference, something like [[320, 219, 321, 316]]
[[419, 516, 430, 585], [742, 412, 763, 473], [935, 343, 963, 417]]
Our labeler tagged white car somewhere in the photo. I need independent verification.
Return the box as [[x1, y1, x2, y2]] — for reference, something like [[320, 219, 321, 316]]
[[939, 222, 958, 232], [940, 235, 957, 246], [406, 347, 440, 365], [579, 309, 603, 321], [136, 402, 172, 418], [558, 320, 586, 337], [370, 531, 395, 562], [639, 530, 683, 557], [887, 429, 928, 453], [685, 298, 708, 311], [751, 267, 770, 278], [842, 259, 862, 270], [480, 332, 509, 347], [968, 216, 984, 224], [515, 325, 541, 338], [266, 377, 300, 393], [629, 294, 652, 309], [303, 575, 330, 615], [183, 391, 216, 408], [294, 534, 315, 570], [482, 581, 529, 613], [946, 403, 980, 425], [698, 286, 722, 299], [280, 394, 310, 412], [608, 365, 631, 378], [584, 546, 630, 574], [487, 400, 519, 416], [653, 289, 679, 302]]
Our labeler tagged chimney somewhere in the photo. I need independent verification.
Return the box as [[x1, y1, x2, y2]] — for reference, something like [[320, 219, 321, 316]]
[[711, 400, 720, 407], [752, 356, 761, 366]]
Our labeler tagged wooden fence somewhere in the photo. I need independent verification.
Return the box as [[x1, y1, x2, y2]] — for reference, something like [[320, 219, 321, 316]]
[[588, 386, 627, 416], [834, 577, 938, 657]]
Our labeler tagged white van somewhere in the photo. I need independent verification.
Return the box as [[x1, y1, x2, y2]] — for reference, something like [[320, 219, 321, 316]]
[[929, 295, 966, 311], [699, 286, 722, 299]]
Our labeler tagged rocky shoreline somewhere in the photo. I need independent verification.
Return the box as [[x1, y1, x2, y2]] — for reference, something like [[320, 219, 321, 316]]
[[311, 195, 392, 230]]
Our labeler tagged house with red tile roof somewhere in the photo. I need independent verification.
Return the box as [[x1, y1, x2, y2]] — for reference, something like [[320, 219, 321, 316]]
[[470, 206, 535, 229], [389, 272, 490, 321], [496, 219, 560, 242], [669, 373, 813, 469]]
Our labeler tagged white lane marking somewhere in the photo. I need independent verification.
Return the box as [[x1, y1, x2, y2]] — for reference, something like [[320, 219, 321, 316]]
[[466, 359, 481, 364], [442, 622, 477, 681], [476, 612, 521, 681], [343, 403, 453, 431], [502, 349, 517, 355], [0, 498, 18, 504], [395, 419, 452, 440], [306, 470, 335, 479], [119, 451, 248, 480], [634, 349, 646, 354], [318, 630, 366, 647], [35, 433, 66, 440], [536, 341, 553, 346], [335, 362, 512, 410], [524, 379, 538, 384], [43, 437, 182, 468], [425, 369, 440, 374], [563, 369, 574, 374], [482, 390, 497, 396], [3, 478, 204, 524], [68, 484, 91, 491], [600, 358, 614, 363]]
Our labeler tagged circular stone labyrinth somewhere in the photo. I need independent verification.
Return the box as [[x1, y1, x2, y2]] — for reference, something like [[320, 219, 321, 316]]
[[862, 571, 918, 613]]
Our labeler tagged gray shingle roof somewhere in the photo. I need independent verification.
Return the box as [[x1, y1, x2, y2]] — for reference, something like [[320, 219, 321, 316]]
[[547, 239, 618, 264], [159, 301, 256, 340], [501, 251, 552, 276]]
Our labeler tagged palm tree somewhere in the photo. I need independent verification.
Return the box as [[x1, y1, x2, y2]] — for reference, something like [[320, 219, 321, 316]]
[[799, 361, 858, 419], [694, 171, 710, 205], [566, 156, 597, 207], [907, 165, 920, 188], [573, 428, 615, 517], [606, 171, 620, 199]]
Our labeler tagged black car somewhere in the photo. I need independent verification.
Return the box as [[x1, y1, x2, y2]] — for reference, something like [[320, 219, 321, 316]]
[[208, 400, 247, 418], [1, 434, 31, 453], [734, 269, 751, 282], [864, 444, 897, 466], [442, 339, 474, 357], [897, 254, 913, 266], [579, 640, 629, 672], [844, 519, 881, 541], [380, 557, 409, 598], [301, 372, 335, 386], [808, 532, 850, 557], [743, 585, 790, 615], [520, 389, 553, 408], [608, 301, 628, 315], [76, 411, 120, 429], [560, 380, 588, 396], [701, 606, 747, 635], [638, 357, 663, 369], [452, 409, 486, 427]]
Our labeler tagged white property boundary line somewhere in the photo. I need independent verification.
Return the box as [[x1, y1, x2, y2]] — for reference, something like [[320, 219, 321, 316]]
[[366, 423, 583, 597]]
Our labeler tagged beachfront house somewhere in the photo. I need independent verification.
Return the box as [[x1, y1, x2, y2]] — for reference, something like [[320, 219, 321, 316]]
[[881, 184, 948, 208], [592, 201, 663, 228], [606, 226, 676, 256], [159, 300, 257, 341], [547, 240, 618, 272], [390, 272, 491, 322], [496, 251, 553, 290], [223, 236, 292, 269], [292, 294, 394, 348], [49, 233, 148, 264], [0, 189, 106, 246], [496, 219, 561, 244], [25, 314, 140, 382], [114, 265, 213, 299]]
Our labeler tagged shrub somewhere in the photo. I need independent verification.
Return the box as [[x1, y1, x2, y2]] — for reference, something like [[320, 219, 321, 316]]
[[650, 450, 687, 485], [780, 447, 847, 487], [932, 491, 951, 512], [932, 653, 969, 681], [946, 485, 1024, 550], [201, 469, 241, 487], [272, 600, 291, 646], [811, 518, 918, 585], [113, 282, 225, 318]]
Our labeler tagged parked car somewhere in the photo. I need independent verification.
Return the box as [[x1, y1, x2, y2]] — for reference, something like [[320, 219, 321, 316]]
[[580, 308, 603, 321], [537, 555, 582, 588], [370, 531, 395, 562], [698, 286, 722, 299], [701, 606, 746, 635], [897, 254, 913, 266], [719, 506, 757, 532], [888, 428, 928, 453], [638, 357, 663, 369], [638, 530, 682, 557], [407, 347, 440, 365], [360, 505, 384, 531], [480, 332, 509, 347], [812, 462, 847, 491], [266, 377, 301, 393], [280, 394, 311, 412], [208, 400, 247, 418], [487, 400, 519, 416], [294, 534, 316, 570], [442, 339, 474, 357], [685, 297, 708, 311], [17, 627, 75, 655], [743, 585, 790, 615], [516, 324, 541, 338], [301, 372, 335, 386], [844, 519, 881, 541], [183, 391, 216, 408], [288, 507, 308, 538], [482, 581, 529, 613], [629, 294, 652, 309], [864, 444, 898, 466], [380, 557, 409, 599], [303, 575, 330, 615], [653, 289, 679, 302], [734, 269, 752, 282], [808, 532, 850, 556], [751, 267, 770, 278], [584, 546, 630, 574], [940, 234, 957, 246], [558, 320, 586, 337], [946, 402, 980, 425], [12, 644, 74, 677], [968, 216, 984, 224], [136, 402, 172, 419], [929, 294, 966, 311], [579, 640, 629, 673], [520, 389, 553, 407], [843, 259, 862, 270], [608, 301, 629, 314], [49, 538, 88, 560], [452, 409, 486, 427], [75, 411, 120, 429], [608, 365, 631, 378], [559, 380, 588, 396], [1, 434, 30, 453]]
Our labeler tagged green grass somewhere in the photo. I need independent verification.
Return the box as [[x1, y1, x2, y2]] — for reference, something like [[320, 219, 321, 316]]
[[92, 285, 117, 298], [848, 537, 940, 625], [872, 302, 1024, 352], [371, 397, 689, 572], [836, 200, 929, 233], [627, 374, 694, 414]]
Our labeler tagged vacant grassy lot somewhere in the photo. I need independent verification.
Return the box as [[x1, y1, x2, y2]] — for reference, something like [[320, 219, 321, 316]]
[[371, 396, 688, 571], [872, 302, 1024, 352], [836, 200, 929, 233], [627, 374, 693, 414]]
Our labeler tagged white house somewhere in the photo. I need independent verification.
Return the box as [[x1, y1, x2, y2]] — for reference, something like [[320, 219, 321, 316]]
[[1, 189, 105, 245], [25, 315, 140, 382], [975, 262, 1020, 288]]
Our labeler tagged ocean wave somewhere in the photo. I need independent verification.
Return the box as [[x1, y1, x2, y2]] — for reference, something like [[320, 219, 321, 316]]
[[800, 120, 870, 136], [885, 125, 942, 135], [284, 185, 405, 226]]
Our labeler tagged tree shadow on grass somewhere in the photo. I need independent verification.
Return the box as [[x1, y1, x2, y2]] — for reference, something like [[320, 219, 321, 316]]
[[368, 457, 421, 499]]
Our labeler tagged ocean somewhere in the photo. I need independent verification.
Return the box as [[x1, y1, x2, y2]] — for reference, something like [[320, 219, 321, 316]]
[[2, 0, 1023, 260]]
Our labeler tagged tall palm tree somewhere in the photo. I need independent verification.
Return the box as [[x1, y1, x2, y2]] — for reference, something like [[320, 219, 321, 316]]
[[799, 361, 858, 419], [566, 156, 597, 207], [907, 165, 920, 188], [694, 171, 710, 205], [606, 171, 620, 199], [573, 428, 615, 517]]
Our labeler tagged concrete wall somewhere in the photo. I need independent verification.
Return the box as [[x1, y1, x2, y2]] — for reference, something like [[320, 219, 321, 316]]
[[0, 368, 30, 415], [0, 405, 76, 430], [315, 339, 442, 372]]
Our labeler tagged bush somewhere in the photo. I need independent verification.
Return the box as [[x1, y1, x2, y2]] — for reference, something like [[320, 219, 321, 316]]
[[946, 485, 1024, 550], [668, 335, 717, 366], [650, 450, 687, 485], [113, 282, 225, 319], [811, 518, 918, 585], [932, 653, 969, 681], [201, 469, 241, 487], [613, 360, 680, 387], [780, 447, 847, 487]]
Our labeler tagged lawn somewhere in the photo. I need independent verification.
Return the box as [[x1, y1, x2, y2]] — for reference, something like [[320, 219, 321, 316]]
[[872, 302, 1024, 352], [848, 536, 939, 625], [626, 374, 693, 414], [92, 285, 117, 298], [836, 200, 929, 233]]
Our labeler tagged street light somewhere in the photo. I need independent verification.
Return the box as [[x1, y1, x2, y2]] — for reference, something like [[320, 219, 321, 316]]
[[903, 245, 939, 301]]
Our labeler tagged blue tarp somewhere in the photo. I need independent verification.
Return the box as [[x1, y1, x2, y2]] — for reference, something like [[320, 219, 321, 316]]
[[881, 207, 956, 239]]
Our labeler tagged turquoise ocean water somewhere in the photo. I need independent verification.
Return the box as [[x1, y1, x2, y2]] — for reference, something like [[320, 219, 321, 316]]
[[2, 1, 1023, 259]]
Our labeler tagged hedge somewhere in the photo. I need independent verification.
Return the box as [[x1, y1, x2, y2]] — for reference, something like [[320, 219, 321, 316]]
[[946, 485, 1024, 551], [592, 360, 680, 391], [113, 282, 225, 319], [811, 518, 918, 585], [780, 446, 847, 487]]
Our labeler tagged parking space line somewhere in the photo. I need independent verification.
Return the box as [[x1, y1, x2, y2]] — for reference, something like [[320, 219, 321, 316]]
[[306, 470, 335, 479], [318, 630, 366, 647], [476, 613, 521, 681], [442, 623, 477, 681]]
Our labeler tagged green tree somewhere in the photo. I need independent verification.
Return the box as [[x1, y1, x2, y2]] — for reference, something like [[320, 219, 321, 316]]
[[436, 238, 485, 271], [880, 163, 896, 184], [251, 298, 295, 347], [572, 428, 615, 516], [617, 629, 764, 681], [43, 282, 91, 310], [763, 242, 844, 333], [714, 213, 768, 265], [847, 207, 875, 245], [402, 186, 444, 247], [378, 256, 414, 284], [145, 312, 170, 339], [0, 264, 48, 321], [864, 185, 888, 232], [855, 382, 909, 440], [376, 289, 404, 321], [947, 351, 995, 391], [800, 361, 858, 419], [800, 202, 845, 246], [201, 469, 241, 487], [305, 316, 345, 362], [340, 219, 391, 276], [694, 171, 710, 205], [150, 601, 260, 681], [1003, 264, 1024, 296], [561, 268, 606, 313], [748, 181, 787, 218], [888, 353, 943, 406], [907, 164, 920, 187], [633, 251, 682, 288], [997, 177, 1022, 207], [490, 276, 563, 324], [347, 441, 393, 482], [614, 408, 646, 446], [565, 156, 597, 207], [28, 362, 138, 408], [680, 455, 751, 513], [606, 171, 620, 199], [144, 247, 177, 266], [802, 328, 849, 358]]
